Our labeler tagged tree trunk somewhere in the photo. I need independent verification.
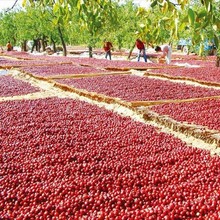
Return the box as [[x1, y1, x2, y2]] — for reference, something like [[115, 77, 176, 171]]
[[117, 36, 122, 51], [57, 25, 67, 56], [41, 35, 47, 51], [216, 55, 220, 67], [21, 40, 27, 51], [36, 38, 41, 52], [128, 43, 136, 60], [13, 37, 16, 48], [31, 39, 36, 53], [51, 38, 56, 52], [89, 46, 93, 58]]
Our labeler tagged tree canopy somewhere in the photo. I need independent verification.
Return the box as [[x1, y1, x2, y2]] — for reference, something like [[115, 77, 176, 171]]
[[0, 0, 219, 57]]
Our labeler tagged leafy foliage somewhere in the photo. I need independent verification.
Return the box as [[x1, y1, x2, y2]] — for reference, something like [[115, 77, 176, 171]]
[[0, 0, 219, 57], [149, 0, 220, 54]]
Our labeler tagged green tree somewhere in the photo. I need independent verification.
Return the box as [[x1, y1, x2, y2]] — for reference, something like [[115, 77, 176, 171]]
[[0, 11, 18, 47], [149, 0, 220, 65], [24, 0, 117, 57], [23, 0, 74, 56], [112, 0, 140, 50], [76, 0, 117, 57]]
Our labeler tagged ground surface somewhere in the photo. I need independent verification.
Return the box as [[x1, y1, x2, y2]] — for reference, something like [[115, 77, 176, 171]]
[[1, 49, 220, 219]]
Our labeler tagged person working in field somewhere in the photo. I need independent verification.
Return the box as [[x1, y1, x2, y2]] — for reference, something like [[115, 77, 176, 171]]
[[6, 41, 13, 51], [135, 39, 148, 62], [103, 39, 113, 60], [155, 44, 172, 64]]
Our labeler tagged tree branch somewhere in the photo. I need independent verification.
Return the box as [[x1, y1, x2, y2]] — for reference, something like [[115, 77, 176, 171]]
[[6, 0, 19, 12], [167, 0, 181, 6]]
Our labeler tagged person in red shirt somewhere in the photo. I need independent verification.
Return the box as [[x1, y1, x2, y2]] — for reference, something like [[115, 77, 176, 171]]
[[136, 39, 147, 62], [103, 40, 113, 60]]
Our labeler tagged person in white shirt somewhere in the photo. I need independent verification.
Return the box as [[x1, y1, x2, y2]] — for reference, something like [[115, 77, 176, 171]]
[[155, 45, 172, 64]]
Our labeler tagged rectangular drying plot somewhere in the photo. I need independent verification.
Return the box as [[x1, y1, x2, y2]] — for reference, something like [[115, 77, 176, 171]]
[[151, 98, 220, 132], [55, 75, 220, 102], [70, 57, 165, 69], [0, 75, 40, 97], [20, 64, 108, 77], [0, 58, 58, 68], [147, 67, 220, 85]]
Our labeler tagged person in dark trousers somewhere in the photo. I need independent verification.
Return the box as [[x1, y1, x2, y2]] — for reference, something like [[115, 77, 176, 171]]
[[103, 40, 113, 60], [136, 39, 147, 62]]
